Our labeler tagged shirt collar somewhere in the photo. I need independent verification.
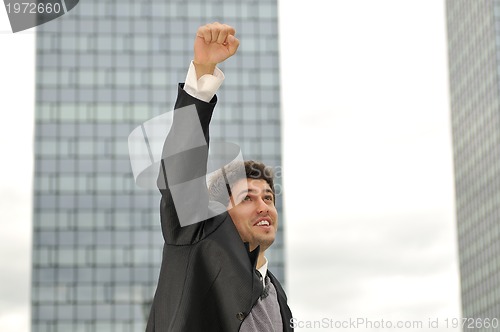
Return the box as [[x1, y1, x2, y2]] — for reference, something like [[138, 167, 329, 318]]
[[257, 257, 268, 285]]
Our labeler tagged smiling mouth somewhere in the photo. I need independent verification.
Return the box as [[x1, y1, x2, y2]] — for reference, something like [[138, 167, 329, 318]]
[[255, 220, 270, 227]]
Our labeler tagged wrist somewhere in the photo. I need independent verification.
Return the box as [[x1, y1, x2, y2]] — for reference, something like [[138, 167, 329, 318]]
[[193, 61, 216, 80]]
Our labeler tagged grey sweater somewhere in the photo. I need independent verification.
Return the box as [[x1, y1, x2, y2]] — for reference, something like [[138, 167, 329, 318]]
[[239, 275, 283, 332]]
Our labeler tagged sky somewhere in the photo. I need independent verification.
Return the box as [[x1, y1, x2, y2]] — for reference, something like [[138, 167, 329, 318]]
[[0, 1, 461, 331]]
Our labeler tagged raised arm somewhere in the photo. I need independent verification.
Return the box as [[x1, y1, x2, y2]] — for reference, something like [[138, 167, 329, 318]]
[[157, 23, 239, 245]]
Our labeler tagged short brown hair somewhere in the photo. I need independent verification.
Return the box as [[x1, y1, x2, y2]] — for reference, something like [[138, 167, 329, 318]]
[[208, 160, 275, 206]]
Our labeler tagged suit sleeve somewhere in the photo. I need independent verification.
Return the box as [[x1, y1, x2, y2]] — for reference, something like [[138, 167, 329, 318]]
[[157, 83, 218, 245]]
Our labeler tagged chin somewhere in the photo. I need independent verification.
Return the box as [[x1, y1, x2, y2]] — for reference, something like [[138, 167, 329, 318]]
[[259, 237, 276, 249]]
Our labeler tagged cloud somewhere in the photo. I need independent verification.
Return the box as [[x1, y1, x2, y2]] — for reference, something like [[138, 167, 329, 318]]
[[286, 205, 460, 322], [0, 189, 32, 312], [0, 310, 29, 332]]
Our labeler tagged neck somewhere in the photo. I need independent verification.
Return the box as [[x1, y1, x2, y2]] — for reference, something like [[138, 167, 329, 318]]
[[256, 251, 266, 269]]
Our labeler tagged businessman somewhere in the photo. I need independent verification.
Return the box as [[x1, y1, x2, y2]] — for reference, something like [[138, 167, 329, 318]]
[[146, 22, 293, 332]]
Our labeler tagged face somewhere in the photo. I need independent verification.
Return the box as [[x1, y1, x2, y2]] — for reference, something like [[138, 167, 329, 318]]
[[227, 178, 278, 253]]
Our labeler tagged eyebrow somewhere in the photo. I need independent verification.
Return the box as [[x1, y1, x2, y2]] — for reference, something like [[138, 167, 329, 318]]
[[235, 188, 274, 198], [263, 189, 274, 195]]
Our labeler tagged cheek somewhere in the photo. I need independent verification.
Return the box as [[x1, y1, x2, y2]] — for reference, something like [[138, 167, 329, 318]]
[[270, 206, 278, 218], [272, 210, 279, 226], [228, 208, 249, 226]]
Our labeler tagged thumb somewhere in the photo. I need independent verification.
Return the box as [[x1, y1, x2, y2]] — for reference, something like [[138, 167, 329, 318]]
[[227, 35, 240, 55]]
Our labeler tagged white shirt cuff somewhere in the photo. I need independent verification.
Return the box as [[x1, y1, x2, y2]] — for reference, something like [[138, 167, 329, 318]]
[[183, 61, 225, 102]]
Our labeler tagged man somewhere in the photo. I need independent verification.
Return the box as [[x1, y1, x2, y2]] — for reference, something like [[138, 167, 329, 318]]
[[146, 22, 293, 332]]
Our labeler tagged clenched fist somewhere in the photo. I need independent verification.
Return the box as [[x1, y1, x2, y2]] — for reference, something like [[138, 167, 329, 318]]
[[193, 22, 240, 78]]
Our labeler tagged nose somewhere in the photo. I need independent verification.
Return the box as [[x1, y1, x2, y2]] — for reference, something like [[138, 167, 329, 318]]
[[256, 197, 269, 214]]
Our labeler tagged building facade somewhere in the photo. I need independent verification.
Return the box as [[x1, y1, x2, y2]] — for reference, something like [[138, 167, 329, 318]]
[[446, 0, 500, 323], [32, 1, 284, 331]]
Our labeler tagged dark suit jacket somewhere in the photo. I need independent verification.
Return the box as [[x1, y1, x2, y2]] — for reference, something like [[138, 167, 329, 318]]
[[145, 85, 293, 332]]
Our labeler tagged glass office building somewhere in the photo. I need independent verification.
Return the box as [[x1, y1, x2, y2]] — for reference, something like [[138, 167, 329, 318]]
[[31, 1, 284, 331], [446, 0, 500, 323]]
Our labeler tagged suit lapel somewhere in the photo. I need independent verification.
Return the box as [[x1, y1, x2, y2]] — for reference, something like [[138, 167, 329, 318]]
[[268, 270, 294, 331], [245, 243, 265, 308]]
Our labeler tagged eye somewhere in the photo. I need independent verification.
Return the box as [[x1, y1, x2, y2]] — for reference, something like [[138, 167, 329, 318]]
[[242, 195, 251, 201], [264, 195, 274, 202]]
